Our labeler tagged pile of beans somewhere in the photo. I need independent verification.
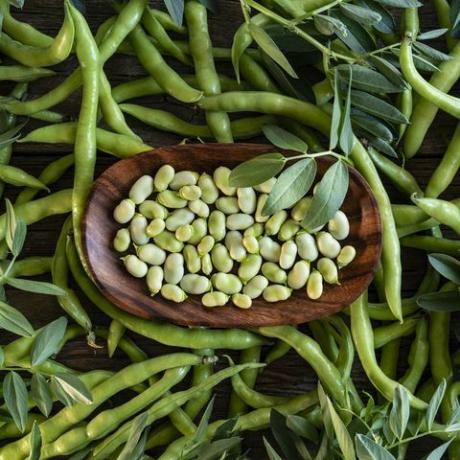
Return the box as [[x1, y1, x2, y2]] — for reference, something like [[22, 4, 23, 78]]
[[113, 164, 356, 308]]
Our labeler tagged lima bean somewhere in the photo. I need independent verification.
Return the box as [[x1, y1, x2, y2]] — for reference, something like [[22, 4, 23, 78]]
[[317, 232, 341, 258], [188, 199, 209, 218], [265, 211, 288, 236], [317, 258, 339, 284], [113, 199, 135, 224], [287, 261, 310, 289], [215, 196, 239, 214], [161, 284, 187, 302], [122, 255, 148, 278], [213, 166, 235, 196], [211, 244, 233, 273], [279, 240, 297, 270], [157, 190, 187, 208], [262, 262, 287, 284], [164, 253, 184, 284], [226, 213, 254, 231], [263, 285, 292, 302], [202, 291, 229, 307], [255, 194, 269, 223], [225, 230, 247, 261], [291, 197, 311, 222], [146, 218, 166, 238], [154, 230, 184, 253], [198, 172, 219, 204], [243, 275, 268, 299], [139, 200, 168, 220], [208, 210, 226, 241], [296, 233, 318, 261], [147, 266, 163, 295], [238, 254, 262, 282], [337, 245, 356, 268], [188, 218, 208, 245], [129, 175, 154, 204], [179, 185, 201, 201], [180, 274, 211, 295], [166, 208, 195, 231], [197, 235, 215, 256], [259, 236, 281, 263], [113, 228, 130, 252], [154, 165, 175, 191], [244, 223, 264, 238], [254, 177, 276, 194], [328, 210, 350, 241], [237, 187, 256, 214], [129, 214, 149, 245], [169, 170, 198, 190], [211, 272, 242, 295], [175, 224, 193, 242], [232, 293, 252, 309], [184, 245, 201, 273], [278, 219, 300, 241], [306, 270, 323, 300], [137, 243, 166, 266], [242, 235, 259, 254], [201, 253, 213, 275]]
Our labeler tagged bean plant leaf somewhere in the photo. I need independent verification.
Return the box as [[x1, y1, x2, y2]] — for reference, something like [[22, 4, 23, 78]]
[[368, 55, 407, 89], [269, 410, 304, 460], [352, 112, 394, 142], [417, 290, 460, 312], [331, 11, 375, 53], [229, 153, 285, 187], [0, 120, 27, 149], [12, 219, 26, 257], [426, 380, 447, 430], [389, 385, 410, 439], [3, 371, 28, 433], [426, 440, 453, 460], [418, 29, 448, 40], [263, 159, 316, 215], [372, 0, 421, 7], [214, 418, 238, 440], [356, 0, 395, 34], [163, 0, 184, 27], [31, 316, 68, 366], [339, 69, 354, 155], [5, 199, 17, 254], [198, 438, 243, 460], [263, 438, 284, 460], [368, 137, 399, 159], [339, 3, 382, 26], [6, 278, 66, 296], [249, 23, 298, 79], [301, 161, 349, 231], [428, 253, 460, 285], [31, 373, 53, 417], [27, 421, 42, 460], [0, 299, 34, 337], [117, 411, 149, 460], [355, 434, 396, 460], [51, 373, 92, 406], [286, 414, 319, 443], [351, 91, 409, 124], [262, 125, 308, 153], [314, 14, 347, 36], [195, 397, 215, 444], [330, 69, 342, 150], [197, 0, 217, 13], [413, 42, 452, 63], [336, 64, 403, 93]]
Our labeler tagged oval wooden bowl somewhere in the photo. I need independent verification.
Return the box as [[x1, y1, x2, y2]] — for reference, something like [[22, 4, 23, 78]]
[[82, 143, 381, 328]]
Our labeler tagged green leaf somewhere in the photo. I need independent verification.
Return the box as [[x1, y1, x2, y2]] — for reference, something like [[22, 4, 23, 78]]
[[117, 411, 148, 460], [336, 64, 403, 93], [286, 414, 319, 443], [30, 373, 53, 417], [368, 55, 407, 90], [301, 161, 349, 232], [330, 69, 341, 150], [12, 219, 26, 258], [263, 159, 316, 215], [199, 438, 244, 460], [352, 112, 394, 142], [325, 398, 355, 460], [0, 120, 27, 149], [194, 397, 215, 444], [6, 278, 66, 296], [413, 42, 453, 63], [214, 417, 238, 440], [0, 346, 4, 367], [3, 371, 28, 433], [269, 410, 305, 460], [229, 153, 285, 187], [51, 373, 92, 406], [263, 125, 308, 154], [372, 0, 421, 7], [31, 317, 68, 366], [5, 199, 17, 254], [351, 90, 409, 124], [163, 0, 184, 27], [446, 422, 460, 432], [418, 29, 448, 40], [249, 23, 298, 79], [428, 253, 460, 285], [314, 14, 347, 36], [356, 0, 395, 34], [331, 11, 375, 53], [339, 3, 382, 26], [426, 380, 447, 430], [315, 434, 329, 460], [368, 137, 399, 158], [389, 385, 409, 439], [197, 0, 217, 13], [355, 434, 396, 460], [263, 437, 284, 460], [417, 290, 460, 312], [27, 421, 42, 460], [339, 69, 354, 155], [426, 440, 453, 460], [0, 299, 34, 337]]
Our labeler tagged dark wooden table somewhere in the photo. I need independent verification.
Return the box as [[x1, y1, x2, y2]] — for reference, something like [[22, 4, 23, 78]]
[[2, 1, 459, 458]]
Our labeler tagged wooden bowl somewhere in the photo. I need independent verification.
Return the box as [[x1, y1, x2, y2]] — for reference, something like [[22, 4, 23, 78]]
[[82, 143, 381, 328]]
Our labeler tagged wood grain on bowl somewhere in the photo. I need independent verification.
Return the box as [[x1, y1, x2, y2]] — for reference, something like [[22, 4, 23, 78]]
[[82, 143, 382, 328]]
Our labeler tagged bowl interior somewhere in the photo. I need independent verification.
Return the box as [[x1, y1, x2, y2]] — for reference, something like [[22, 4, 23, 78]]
[[82, 143, 381, 327]]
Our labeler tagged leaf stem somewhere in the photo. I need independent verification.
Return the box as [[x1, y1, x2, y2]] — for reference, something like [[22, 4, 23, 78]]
[[291, 0, 343, 23]]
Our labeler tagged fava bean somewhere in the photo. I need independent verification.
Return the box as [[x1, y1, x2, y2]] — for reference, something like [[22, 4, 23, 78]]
[[114, 198, 135, 224], [113, 228, 131, 252], [211, 272, 242, 294], [175, 224, 193, 242], [215, 196, 239, 214], [197, 235, 215, 256], [146, 218, 166, 238], [184, 245, 201, 273], [130, 214, 149, 245], [263, 285, 292, 302], [139, 200, 168, 219], [243, 275, 269, 299], [123, 255, 148, 278], [166, 209, 195, 231], [254, 177, 276, 194], [232, 293, 252, 309], [296, 232, 318, 261], [129, 175, 154, 204], [238, 254, 262, 282], [291, 197, 311, 222], [237, 187, 256, 214], [328, 211, 350, 241], [198, 173, 219, 204], [255, 194, 269, 223], [227, 213, 254, 230], [244, 223, 264, 238], [170, 170, 199, 190], [317, 258, 339, 284], [287, 261, 310, 289], [180, 274, 211, 295], [188, 218, 208, 245], [164, 253, 185, 284], [262, 262, 287, 284], [278, 219, 300, 241], [337, 245, 356, 268], [280, 240, 297, 270], [265, 211, 288, 236], [161, 284, 187, 302], [157, 190, 187, 208], [211, 244, 233, 273], [201, 253, 213, 275], [225, 230, 247, 262], [154, 165, 175, 191], [213, 166, 235, 196], [147, 266, 163, 295], [317, 232, 341, 258], [188, 199, 209, 218], [242, 235, 259, 254], [202, 291, 229, 307], [179, 185, 201, 201], [259, 236, 281, 263], [154, 231, 184, 253], [307, 270, 323, 299], [208, 210, 226, 241], [137, 243, 166, 266]]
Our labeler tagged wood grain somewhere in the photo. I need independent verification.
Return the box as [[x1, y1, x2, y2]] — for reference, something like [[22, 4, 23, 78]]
[[82, 144, 381, 327]]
